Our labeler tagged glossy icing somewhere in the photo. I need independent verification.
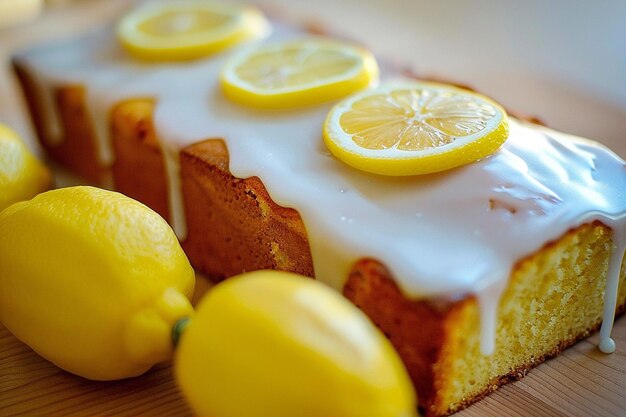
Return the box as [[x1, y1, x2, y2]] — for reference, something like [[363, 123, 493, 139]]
[[14, 22, 626, 355]]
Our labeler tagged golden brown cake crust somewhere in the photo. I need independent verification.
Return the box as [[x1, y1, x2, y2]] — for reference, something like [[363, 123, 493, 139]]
[[343, 259, 454, 415], [13, 63, 103, 184], [181, 138, 314, 279], [110, 99, 170, 220]]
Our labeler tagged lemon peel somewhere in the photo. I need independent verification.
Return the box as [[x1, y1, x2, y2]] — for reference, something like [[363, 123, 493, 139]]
[[0, 186, 195, 380], [0, 123, 51, 211], [176, 270, 416, 417]]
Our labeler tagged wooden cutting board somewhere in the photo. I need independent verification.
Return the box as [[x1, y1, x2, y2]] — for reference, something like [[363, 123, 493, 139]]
[[0, 1, 624, 416]]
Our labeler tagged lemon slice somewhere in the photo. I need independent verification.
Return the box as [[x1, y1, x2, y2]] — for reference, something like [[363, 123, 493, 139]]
[[116, 1, 270, 61], [323, 82, 509, 176], [221, 38, 379, 108]]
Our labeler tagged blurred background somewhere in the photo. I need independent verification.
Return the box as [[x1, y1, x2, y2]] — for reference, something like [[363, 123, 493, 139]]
[[1, 0, 624, 154]]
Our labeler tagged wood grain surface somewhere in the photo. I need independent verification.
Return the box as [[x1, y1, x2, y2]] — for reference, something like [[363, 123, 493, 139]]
[[1, 1, 625, 417]]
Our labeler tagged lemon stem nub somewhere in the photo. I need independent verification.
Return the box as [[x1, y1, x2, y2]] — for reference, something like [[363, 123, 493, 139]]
[[172, 317, 191, 347]]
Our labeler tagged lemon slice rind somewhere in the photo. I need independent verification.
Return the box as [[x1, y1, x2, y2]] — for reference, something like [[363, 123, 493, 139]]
[[323, 82, 509, 176]]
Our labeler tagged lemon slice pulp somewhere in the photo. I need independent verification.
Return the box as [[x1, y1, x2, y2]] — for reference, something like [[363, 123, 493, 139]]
[[221, 39, 379, 108], [323, 82, 509, 176], [117, 1, 270, 61]]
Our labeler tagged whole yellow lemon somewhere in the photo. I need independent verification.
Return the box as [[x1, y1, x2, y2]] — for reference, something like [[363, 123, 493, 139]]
[[175, 270, 417, 417], [0, 123, 51, 211], [0, 186, 195, 380]]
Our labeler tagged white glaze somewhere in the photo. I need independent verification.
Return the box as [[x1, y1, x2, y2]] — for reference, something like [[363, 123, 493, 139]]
[[599, 220, 626, 353], [14, 22, 626, 355]]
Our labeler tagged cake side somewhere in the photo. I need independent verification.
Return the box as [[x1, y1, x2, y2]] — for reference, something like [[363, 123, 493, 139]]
[[110, 98, 315, 278], [14, 77, 626, 416], [181, 138, 315, 279], [345, 226, 626, 416], [13, 64, 104, 184], [437, 222, 626, 416], [110, 99, 169, 220]]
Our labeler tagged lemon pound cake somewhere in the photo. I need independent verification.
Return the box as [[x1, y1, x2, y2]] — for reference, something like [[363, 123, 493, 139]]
[[12, 2, 626, 416]]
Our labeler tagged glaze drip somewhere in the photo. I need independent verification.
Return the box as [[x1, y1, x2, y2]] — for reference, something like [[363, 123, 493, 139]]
[[599, 219, 626, 353], [14, 23, 626, 355]]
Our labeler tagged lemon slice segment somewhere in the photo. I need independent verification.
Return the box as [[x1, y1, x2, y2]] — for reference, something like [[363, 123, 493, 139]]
[[323, 82, 509, 176], [221, 39, 379, 108], [117, 1, 270, 61]]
